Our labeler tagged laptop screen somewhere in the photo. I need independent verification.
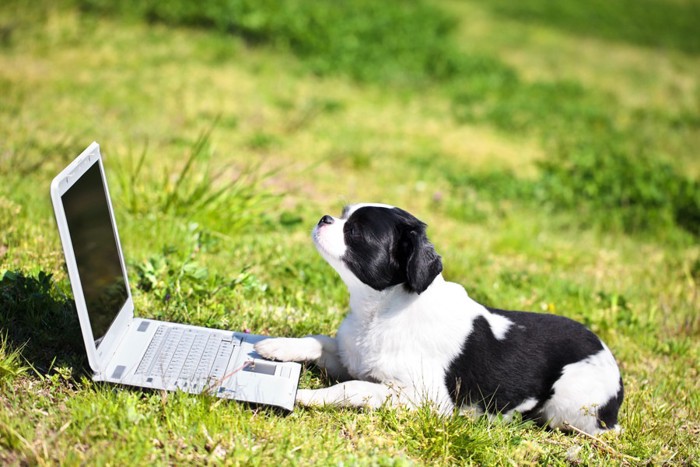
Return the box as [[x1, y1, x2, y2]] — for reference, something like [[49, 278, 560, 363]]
[[62, 162, 128, 345]]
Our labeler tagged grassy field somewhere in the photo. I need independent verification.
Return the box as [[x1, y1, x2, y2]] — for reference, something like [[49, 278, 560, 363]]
[[1, 0, 699, 464]]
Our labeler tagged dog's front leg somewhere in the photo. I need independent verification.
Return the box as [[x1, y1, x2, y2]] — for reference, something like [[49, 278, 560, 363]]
[[296, 381, 406, 409], [254, 335, 350, 381]]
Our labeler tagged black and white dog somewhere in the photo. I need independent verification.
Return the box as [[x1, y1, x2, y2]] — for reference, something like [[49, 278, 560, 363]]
[[255, 204, 624, 434]]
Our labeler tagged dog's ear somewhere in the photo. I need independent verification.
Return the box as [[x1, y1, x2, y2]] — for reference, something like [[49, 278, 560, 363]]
[[405, 229, 442, 294]]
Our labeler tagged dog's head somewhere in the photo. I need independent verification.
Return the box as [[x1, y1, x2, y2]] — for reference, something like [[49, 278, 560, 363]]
[[312, 204, 442, 295]]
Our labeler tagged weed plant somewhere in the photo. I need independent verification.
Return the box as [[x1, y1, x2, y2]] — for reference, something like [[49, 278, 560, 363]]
[[113, 128, 280, 235], [0, 334, 27, 387]]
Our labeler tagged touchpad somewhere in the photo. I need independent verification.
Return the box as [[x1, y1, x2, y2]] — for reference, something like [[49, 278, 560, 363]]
[[244, 361, 277, 376]]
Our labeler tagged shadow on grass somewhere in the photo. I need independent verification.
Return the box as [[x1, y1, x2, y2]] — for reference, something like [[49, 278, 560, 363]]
[[0, 270, 87, 375]]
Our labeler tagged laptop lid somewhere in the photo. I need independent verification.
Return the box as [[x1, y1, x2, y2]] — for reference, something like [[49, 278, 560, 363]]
[[51, 142, 134, 375]]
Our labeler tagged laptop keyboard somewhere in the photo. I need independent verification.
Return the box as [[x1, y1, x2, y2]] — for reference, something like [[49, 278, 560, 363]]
[[135, 325, 237, 391]]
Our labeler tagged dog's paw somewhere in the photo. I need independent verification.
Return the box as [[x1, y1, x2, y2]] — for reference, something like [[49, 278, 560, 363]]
[[254, 338, 297, 361], [254, 337, 319, 362]]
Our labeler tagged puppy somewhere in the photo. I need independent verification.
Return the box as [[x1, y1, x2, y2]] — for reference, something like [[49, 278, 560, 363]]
[[255, 203, 624, 434]]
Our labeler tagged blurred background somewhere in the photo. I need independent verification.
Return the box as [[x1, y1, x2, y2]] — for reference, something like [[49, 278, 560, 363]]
[[1, 0, 698, 240]]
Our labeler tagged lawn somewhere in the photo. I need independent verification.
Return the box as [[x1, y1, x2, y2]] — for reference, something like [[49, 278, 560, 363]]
[[1, 0, 698, 464]]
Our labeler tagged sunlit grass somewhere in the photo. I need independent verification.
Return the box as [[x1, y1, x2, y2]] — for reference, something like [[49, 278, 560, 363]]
[[0, 1, 698, 464]]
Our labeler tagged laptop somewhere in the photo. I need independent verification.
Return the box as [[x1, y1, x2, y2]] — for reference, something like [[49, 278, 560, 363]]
[[50, 142, 300, 411]]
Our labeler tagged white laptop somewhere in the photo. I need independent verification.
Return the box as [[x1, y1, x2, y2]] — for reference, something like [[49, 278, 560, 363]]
[[51, 142, 300, 411]]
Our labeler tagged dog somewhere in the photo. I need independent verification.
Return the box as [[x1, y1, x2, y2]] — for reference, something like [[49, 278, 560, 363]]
[[255, 203, 624, 434]]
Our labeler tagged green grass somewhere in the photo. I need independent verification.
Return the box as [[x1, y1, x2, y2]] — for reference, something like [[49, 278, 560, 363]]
[[76, 0, 700, 237], [1, 0, 699, 464], [477, 0, 700, 55]]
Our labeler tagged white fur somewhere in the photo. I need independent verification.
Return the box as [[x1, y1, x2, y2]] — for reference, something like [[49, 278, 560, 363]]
[[256, 272, 482, 413], [540, 344, 622, 433], [482, 312, 512, 340]]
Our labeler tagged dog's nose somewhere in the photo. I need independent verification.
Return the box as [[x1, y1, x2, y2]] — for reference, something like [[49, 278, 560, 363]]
[[318, 215, 334, 226]]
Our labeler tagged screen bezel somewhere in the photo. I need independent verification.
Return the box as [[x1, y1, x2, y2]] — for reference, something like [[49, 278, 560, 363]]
[[50, 142, 134, 375]]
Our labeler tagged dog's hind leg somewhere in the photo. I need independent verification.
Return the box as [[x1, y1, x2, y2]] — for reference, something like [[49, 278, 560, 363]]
[[254, 335, 351, 381]]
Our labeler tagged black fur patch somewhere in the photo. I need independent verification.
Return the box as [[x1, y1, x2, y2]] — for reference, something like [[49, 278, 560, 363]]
[[596, 378, 624, 429], [444, 308, 606, 420]]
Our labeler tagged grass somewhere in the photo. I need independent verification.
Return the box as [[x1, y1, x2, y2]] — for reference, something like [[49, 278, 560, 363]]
[[1, 0, 699, 464], [475, 0, 700, 56]]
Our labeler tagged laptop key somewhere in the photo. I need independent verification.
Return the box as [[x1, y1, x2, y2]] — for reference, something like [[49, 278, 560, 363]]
[[135, 326, 167, 375], [134, 326, 239, 393]]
